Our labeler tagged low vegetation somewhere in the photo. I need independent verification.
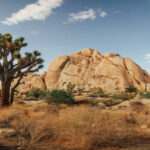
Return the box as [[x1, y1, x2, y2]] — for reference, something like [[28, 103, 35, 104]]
[[47, 89, 75, 105], [88, 89, 109, 98], [125, 85, 137, 93], [66, 82, 75, 96], [26, 88, 46, 98], [1, 83, 150, 149], [0, 104, 150, 149], [144, 92, 150, 99], [26, 88, 75, 105], [130, 101, 144, 107], [112, 94, 129, 100], [138, 91, 150, 99], [111, 93, 135, 101], [103, 99, 123, 107], [76, 88, 85, 96]]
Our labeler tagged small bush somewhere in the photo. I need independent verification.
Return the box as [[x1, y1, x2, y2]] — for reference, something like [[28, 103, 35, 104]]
[[138, 91, 144, 97], [103, 99, 122, 107], [144, 92, 150, 99], [47, 89, 75, 105], [130, 101, 144, 107], [66, 82, 75, 96], [90, 100, 100, 107], [26, 88, 46, 98], [137, 92, 150, 99], [112, 94, 129, 101], [89, 89, 109, 98], [125, 86, 137, 93], [76, 88, 84, 96]]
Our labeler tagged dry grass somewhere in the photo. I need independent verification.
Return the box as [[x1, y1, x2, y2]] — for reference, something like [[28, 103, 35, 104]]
[[0, 103, 150, 149]]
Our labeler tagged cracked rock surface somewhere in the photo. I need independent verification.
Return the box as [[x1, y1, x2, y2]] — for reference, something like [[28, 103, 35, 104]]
[[45, 48, 150, 93]]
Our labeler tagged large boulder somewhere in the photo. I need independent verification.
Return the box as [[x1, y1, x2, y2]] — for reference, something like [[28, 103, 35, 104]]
[[12, 74, 46, 95], [45, 48, 150, 93]]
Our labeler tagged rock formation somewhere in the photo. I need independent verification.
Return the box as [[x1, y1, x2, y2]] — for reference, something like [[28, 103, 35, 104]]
[[45, 48, 150, 93], [12, 74, 46, 95], [14, 48, 150, 94]]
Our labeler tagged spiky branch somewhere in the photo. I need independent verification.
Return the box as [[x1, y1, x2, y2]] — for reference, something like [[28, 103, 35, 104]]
[[0, 33, 44, 106]]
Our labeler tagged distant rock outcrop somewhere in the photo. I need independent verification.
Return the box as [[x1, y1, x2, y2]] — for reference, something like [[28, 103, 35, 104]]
[[14, 48, 150, 94], [45, 48, 150, 93], [12, 74, 46, 95]]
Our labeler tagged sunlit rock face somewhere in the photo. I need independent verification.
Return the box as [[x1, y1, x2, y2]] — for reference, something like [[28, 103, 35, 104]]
[[45, 48, 150, 93], [12, 74, 46, 95]]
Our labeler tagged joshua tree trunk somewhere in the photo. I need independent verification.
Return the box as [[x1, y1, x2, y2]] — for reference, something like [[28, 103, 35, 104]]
[[10, 88, 15, 104], [1, 82, 11, 107], [0, 33, 44, 107]]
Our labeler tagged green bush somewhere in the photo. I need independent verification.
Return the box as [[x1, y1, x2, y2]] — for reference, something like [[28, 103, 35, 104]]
[[125, 86, 137, 93], [103, 99, 122, 107], [26, 88, 46, 98], [47, 89, 75, 105], [144, 92, 150, 99], [76, 88, 84, 96], [66, 82, 75, 96], [88, 89, 109, 98], [137, 91, 150, 99], [130, 101, 144, 107], [112, 94, 129, 101], [138, 91, 144, 97]]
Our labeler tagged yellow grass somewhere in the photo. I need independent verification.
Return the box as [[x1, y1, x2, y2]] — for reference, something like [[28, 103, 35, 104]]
[[0, 103, 150, 149]]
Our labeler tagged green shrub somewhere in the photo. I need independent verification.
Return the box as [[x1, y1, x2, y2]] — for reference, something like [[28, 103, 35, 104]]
[[130, 101, 144, 107], [112, 94, 129, 101], [144, 92, 150, 99], [98, 90, 109, 98], [76, 88, 84, 96], [138, 91, 144, 97], [88, 89, 109, 98], [90, 100, 100, 107], [137, 91, 150, 99], [66, 82, 75, 96], [26, 88, 46, 98], [47, 89, 75, 105], [103, 99, 122, 107], [125, 86, 137, 93]]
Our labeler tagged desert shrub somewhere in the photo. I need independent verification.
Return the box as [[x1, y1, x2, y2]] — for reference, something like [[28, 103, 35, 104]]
[[144, 92, 150, 99], [76, 88, 85, 96], [90, 100, 100, 107], [103, 99, 122, 107], [26, 88, 46, 98], [89, 89, 109, 98], [1, 104, 150, 149], [66, 82, 75, 96], [137, 92, 150, 99], [98, 91, 109, 98], [138, 91, 144, 97], [125, 85, 137, 93], [130, 101, 144, 107], [47, 89, 75, 105], [112, 94, 129, 100]]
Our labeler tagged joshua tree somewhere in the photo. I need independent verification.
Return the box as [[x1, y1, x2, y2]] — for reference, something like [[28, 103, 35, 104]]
[[0, 33, 44, 107]]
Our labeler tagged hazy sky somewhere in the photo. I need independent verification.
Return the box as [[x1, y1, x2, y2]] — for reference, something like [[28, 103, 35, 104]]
[[0, 0, 150, 73]]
